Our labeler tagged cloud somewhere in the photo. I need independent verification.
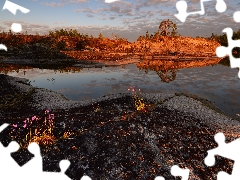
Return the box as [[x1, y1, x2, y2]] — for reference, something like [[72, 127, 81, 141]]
[[2, 0, 239, 42], [61, 0, 88, 3], [74, 7, 97, 14], [99, 16, 107, 20], [74, 1, 134, 17], [1, 14, 239, 42], [135, 0, 175, 10], [1, 21, 51, 35], [86, 14, 94, 18], [98, 1, 135, 16], [109, 16, 115, 20], [42, 2, 64, 7], [41, 0, 88, 7]]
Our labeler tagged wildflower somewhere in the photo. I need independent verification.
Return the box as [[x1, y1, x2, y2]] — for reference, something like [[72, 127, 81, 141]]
[[12, 124, 17, 128], [32, 116, 36, 121], [49, 114, 54, 119], [128, 86, 136, 93], [45, 110, 50, 114], [23, 124, 27, 128]]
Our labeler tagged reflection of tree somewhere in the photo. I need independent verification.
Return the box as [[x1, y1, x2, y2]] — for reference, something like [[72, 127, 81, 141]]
[[0, 64, 31, 75], [137, 58, 221, 83], [0, 64, 83, 74], [137, 59, 178, 83], [156, 69, 177, 83]]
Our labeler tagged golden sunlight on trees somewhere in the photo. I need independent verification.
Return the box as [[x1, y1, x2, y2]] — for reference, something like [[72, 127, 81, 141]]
[[98, 33, 103, 39], [137, 20, 179, 42], [159, 19, 178, 36]]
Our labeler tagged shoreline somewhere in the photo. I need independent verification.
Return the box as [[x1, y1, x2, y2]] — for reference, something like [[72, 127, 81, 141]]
[[1, 74, 240, 180], [3, 74, 239, 123], [0, 55, 222, 71]]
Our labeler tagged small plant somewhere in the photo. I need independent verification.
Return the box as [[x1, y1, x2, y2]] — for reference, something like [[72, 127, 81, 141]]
[[128, 86, 147, 112], [10, 109, 56, 148], [61, 130, 75, 139]]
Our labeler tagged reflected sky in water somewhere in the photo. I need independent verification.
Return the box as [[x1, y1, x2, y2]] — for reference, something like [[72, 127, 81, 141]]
[[7, 64, 240, 117]]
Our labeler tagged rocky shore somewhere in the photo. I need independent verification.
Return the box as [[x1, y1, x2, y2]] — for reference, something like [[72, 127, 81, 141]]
[[1, 74, 240, 180], [1, 33, 220, 66]]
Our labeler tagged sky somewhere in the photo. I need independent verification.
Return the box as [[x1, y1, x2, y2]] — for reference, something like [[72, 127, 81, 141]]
[[0, 0, 240, 41]]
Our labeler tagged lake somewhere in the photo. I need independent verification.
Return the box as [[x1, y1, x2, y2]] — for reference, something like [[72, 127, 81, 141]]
[[5, 62, 240, 118]]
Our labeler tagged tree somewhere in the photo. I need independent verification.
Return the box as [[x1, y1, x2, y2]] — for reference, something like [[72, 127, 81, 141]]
[[98, 33, 103, 39], [145, 31, 149, 39], [137, 36, 144, 41], [75, 40, 87, 50], [56, 40, 66, 50], [158, 19, 178, 36]]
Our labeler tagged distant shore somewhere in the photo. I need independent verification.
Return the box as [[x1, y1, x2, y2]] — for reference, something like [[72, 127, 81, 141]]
[[1, 33, 220, 64]]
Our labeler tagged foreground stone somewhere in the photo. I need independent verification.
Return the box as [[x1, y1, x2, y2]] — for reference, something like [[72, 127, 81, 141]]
[[1, 74, 240, 180]]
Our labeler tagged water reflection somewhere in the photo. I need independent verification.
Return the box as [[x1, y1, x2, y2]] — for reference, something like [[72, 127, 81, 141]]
[[156, 69, 177, 83], [0, 63, 83, 74], [0, 63, 32, 75], [1, 60, 240, 117], [137, 58, 221, 83]]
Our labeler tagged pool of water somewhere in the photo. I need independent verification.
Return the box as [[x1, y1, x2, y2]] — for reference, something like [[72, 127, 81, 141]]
[[6, 63, 240, 118]]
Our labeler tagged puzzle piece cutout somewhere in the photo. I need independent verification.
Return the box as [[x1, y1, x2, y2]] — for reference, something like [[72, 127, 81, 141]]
[[0, 0, 239, 177], [2, 0, 30, 15], [0, 123, 9, 132], [215, 27, 240, 78], [1, 0, 30, 50], [0, 124, 21, 175], [205, 132, 240, 180], [104, 0, 120, 3], [2, 0, 30, 33], [155, 165, 189, 180], [233, 11, 240, 23], [0, 124, 93, 180], [175, 0, 227, 22], [0, 44, 7, 51]]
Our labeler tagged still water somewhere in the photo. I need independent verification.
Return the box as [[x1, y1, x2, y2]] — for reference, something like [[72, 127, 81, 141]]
[[6, 63, 240, 118]]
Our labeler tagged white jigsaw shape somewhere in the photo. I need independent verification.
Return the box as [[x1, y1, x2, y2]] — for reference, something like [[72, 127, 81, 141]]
[[0, 124, 91, 180], [233, 11, 240, 23], [1, 0, 31, 51], [0, 123, 9, 132], [104, 0, 120, 3], [204, 132, 240, 180], [10, 23, 22, 33], [0, 44, 7, 51], [0, 123, 23, 177], [175, 0, 227, 22], [215, 27, 240, 78], [154, 165, 189, 180], [2, 0, 30, 15], [2, 0, 30, 33]]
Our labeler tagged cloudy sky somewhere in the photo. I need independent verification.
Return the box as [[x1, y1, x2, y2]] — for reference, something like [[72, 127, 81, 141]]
[[1, 0, 240, 41]]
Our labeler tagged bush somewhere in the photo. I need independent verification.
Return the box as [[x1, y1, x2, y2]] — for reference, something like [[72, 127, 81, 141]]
[[56, 40, 66, 50], [75, 40, 87, 50]]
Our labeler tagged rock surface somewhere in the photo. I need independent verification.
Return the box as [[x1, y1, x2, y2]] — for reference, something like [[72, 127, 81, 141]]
[[1, 74, 240, 180]]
